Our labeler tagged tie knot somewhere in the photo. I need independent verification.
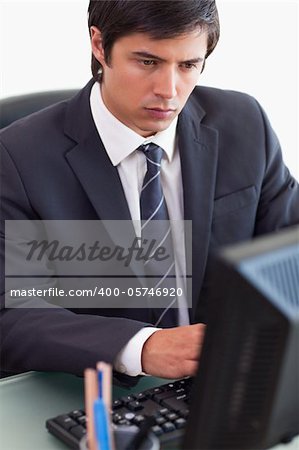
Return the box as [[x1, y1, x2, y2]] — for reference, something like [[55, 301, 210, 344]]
[[140, 143, 164, 166]]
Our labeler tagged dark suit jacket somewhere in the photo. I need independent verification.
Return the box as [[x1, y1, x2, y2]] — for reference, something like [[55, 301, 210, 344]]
[[1, 79, 298, 376]]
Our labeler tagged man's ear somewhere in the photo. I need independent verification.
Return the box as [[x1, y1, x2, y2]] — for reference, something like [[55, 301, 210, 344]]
[[90, 26, 105, 67]]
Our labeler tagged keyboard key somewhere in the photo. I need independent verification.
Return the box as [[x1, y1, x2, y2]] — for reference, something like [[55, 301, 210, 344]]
[[144, 387, 164, 398], [127, 401, 144, 412], [135, 392, 147, 402], [158, 408, 170, 416], [175, 418, 187, 429], [54, 415, 77, 430], [161, 394, 188, 412], [151, 387, 164, 395], [124, 412, 135, 421], [112, 399, 123, 409], [175, 388, 186, 395], [162, 422, 176, 433], [69, 410, 83, 420], [70, 425, 86, 440], [155, 416, 166, 426], [133, 415, 146, 425], [112, 413, 123, 423], [77, 415, 86, 426], [151, 425, 164, 436], [118, 419, 131, 426], [120, 395, 135, 404], [166, 413, 179, 421], [180, 409, 190, 418], [153, 391, 178, 403]]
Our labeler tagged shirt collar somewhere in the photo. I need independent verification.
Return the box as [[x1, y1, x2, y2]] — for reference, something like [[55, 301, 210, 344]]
[[90, 81, 177, 166]]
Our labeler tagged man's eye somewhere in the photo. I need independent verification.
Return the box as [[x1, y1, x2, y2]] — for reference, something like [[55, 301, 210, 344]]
[[182, 63, 197, 70], [141, 60, 156, 66]]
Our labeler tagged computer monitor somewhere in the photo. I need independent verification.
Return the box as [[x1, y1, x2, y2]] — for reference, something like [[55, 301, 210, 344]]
[[184, 225, 299, 450]]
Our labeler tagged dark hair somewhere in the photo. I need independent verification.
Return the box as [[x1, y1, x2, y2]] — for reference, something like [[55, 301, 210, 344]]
[[88, 0, 220, 80]]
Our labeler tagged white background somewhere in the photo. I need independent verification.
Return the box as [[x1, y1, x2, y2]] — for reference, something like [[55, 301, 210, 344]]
[[0, 0, 298, 177]]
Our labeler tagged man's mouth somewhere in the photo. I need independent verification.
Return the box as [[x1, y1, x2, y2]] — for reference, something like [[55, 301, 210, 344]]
[[144, 107, 176, 119]]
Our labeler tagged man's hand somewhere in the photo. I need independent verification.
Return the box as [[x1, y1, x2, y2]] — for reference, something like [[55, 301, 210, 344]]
[[141, 324, 205, 378]]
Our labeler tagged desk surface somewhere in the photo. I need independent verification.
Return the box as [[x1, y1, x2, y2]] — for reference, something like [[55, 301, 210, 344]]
[[0, 371, 298, 450], [0, 371, 167, 450]]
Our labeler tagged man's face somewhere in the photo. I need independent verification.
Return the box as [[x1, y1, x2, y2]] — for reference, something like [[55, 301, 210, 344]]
[[91, 29, 208, 137]]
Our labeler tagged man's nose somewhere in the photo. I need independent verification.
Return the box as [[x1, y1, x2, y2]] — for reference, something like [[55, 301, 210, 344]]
[[153, 68, 177, 99]]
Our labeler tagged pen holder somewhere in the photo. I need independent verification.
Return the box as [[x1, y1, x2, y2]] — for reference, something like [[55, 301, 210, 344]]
[[79, 425, 160, 450]]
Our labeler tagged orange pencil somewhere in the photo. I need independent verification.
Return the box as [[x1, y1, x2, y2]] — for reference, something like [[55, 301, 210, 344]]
[[84, 368, 100, 450]]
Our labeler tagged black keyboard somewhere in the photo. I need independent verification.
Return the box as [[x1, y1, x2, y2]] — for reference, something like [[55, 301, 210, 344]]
[[46, 377, 192, 449]]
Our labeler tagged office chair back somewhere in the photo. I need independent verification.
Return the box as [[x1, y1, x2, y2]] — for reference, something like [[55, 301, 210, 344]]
[[0, 89, 77, 378], [0, 90, 78, 129]]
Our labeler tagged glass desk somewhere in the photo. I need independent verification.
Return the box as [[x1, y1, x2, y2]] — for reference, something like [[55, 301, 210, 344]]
[[0, 371, 298, 450], [0, 371, 165, 450]]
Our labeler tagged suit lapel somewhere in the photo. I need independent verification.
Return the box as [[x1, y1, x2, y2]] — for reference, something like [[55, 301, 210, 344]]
[[178, 103, 219, 322], [65, 134, 131, 221], [63, 80, 146, 282], [63, 80, 131, 222]]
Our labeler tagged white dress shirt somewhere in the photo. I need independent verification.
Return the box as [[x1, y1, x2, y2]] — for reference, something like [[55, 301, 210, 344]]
[[90, 82, 189, 376]]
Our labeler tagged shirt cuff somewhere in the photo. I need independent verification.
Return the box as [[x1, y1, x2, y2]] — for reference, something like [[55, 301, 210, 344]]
[[114, 327, 161, 376]]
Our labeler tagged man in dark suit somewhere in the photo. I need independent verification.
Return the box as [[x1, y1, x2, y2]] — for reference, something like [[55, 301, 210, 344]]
[[1, 0, 298, 379]]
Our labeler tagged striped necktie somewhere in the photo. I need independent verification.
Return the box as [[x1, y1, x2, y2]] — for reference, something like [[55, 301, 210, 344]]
[[139, 143, 178, 327]]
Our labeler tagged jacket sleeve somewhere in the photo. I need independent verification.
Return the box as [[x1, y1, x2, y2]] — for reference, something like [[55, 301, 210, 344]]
[[0, 141, 148, 378], [253, 101, 299, 234]]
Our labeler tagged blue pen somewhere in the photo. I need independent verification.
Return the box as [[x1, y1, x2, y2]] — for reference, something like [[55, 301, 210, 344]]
[[97, 369, 103, 399], [94, 398, 111, 450]]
